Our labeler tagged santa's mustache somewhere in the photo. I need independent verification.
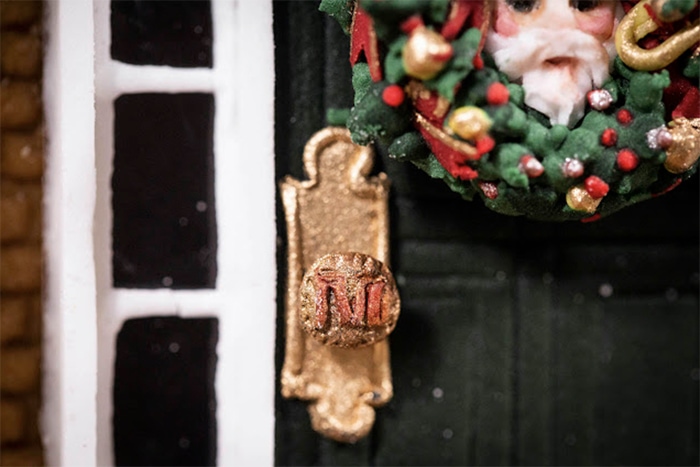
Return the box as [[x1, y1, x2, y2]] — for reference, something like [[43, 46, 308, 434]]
[[485, 27, 615, 87]]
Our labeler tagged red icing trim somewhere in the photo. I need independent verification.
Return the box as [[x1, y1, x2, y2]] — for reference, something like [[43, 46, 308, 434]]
[[412, 91, 447, 125], [652, 177, 682, 197], [441, 0, 476, 41], [581, 213, 602, 223], [350, 6, 382, 82], [415, 122, 479, 180], [672, 86, 700, 119], [401, 15, 424, 34]]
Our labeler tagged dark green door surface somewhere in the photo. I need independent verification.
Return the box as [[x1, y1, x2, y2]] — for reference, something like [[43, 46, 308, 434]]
[[273, 3, 700, 465]]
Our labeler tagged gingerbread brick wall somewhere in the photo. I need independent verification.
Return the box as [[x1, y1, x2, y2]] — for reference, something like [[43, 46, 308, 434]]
[[0, 1, 45, 465]]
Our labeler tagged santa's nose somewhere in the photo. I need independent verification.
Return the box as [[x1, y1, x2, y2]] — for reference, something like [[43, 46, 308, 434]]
[[531, 0, 577, 29]]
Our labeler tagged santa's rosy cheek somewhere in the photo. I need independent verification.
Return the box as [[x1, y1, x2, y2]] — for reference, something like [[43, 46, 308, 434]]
[[575, 8, 615, 40], [493, 3, 520, 36]]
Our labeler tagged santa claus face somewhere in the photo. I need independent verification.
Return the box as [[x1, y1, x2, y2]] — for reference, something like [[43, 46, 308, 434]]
[[485, 0, 619, 127]]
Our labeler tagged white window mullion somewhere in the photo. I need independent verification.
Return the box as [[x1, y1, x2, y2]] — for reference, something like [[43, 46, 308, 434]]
[[215, 0, 276, 465], [43, 0, 98, 465], [92, 0, 116, 463]]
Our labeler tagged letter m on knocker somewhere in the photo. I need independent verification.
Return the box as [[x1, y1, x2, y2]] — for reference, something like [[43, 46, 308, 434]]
[[314, 273, 386, 329]]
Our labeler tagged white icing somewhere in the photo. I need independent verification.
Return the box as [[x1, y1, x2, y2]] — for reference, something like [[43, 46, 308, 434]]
[[486, 27, 617, 127]]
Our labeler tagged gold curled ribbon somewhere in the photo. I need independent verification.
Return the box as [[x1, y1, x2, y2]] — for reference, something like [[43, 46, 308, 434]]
[[615, 0, 700, 71], [414, 112, 480, 159]]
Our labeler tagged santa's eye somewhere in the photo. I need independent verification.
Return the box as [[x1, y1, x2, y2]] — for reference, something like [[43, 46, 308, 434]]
[[507, 0, 539, 13], [571, 0, 600, 11]]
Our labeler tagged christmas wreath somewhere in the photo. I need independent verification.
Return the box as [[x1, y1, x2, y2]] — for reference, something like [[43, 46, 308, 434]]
[[322, 0, 700, 221]]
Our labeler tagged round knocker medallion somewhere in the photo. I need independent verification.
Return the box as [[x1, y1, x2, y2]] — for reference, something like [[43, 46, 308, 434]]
[[299, 253, 400, 348]]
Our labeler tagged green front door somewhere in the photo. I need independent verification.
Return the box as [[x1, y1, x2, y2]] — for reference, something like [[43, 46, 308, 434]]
[[273, 3, 699, 465]]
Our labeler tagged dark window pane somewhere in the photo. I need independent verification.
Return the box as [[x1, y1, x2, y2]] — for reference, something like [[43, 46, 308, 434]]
[[111, 0, 213, 68], [112, 93, 217, 289], [114, 316, 218, 466]]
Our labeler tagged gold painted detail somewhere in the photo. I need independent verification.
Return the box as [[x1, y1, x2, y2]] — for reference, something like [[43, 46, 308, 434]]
[[280, 127, 395, 443], [300, 252, 400, 349], [414, 112, 480, 159], [405, 80, 451, 119], [615, 0, 700, 71], [447, 106, 493, 140], [664, 118, 700, 173], [402, 26, 453, 80]]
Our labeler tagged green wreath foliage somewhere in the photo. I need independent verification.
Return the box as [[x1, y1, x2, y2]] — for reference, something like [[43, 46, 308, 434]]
[[322, 0, 699, 221]]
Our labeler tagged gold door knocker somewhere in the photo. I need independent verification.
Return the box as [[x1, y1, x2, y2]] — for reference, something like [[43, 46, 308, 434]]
[[280, 127, 400, 443]]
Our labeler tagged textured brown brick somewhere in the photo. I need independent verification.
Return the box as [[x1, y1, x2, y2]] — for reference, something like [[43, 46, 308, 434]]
[[0, 346, 41, 394], [0, 446, 43, 466], [1, 32, 41, 78], [0, 297, 28, 344], [0, 246, 41, 292], [0, 2, 41, 28], [0, 81, 41, 130], [0, 130, 44, 180], [25, 296, 42, 343], [0, 182, 43, 242], [22, 395, 41, 443], [0, 398, 26, 443], [1, 191, 31, 243]]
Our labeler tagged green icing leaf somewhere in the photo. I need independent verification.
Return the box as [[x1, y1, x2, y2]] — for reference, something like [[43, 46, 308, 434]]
[[661, 0, 697, 18], [326, 108, 351, 127], [683, 55, 700, 78], [428, 0, 451, 23], [352, 63, 373, 106], [388, 131, 430, 161], [348, 82, 413, 145], [424, 28, 481, 101], [319, 0, 354, 34], [626, 70, 670, 112], [385, 37, 408, 83]]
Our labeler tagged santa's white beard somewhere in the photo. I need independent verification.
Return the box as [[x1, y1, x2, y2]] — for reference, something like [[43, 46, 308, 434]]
[[485, 27, 616, 127]]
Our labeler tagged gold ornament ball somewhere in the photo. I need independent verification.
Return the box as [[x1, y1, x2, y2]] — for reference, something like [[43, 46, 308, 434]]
[[664, 118, 700, 174], [566, 184, 601, 214], [402, 26, 453, 81], [447, 106, 492, 141]]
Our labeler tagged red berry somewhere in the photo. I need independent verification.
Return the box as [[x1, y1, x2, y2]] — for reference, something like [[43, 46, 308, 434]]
[[476, 136, 495, 155], [600, 128, 617, 147], [486, 82, 509, 106], [617, 109, 633, 125], [382, 85, 405, 107], [584, 175, 609, 199], [616, 149, 639, 172]]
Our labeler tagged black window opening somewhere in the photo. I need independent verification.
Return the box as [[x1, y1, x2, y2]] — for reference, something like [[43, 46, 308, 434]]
[[113, 316, 219, 466], [110, 0, 213, 68], [112, 93, 217, 289]]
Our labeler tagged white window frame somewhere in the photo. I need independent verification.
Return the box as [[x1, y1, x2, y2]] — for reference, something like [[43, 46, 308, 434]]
[[43, 1, 276, 465]]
